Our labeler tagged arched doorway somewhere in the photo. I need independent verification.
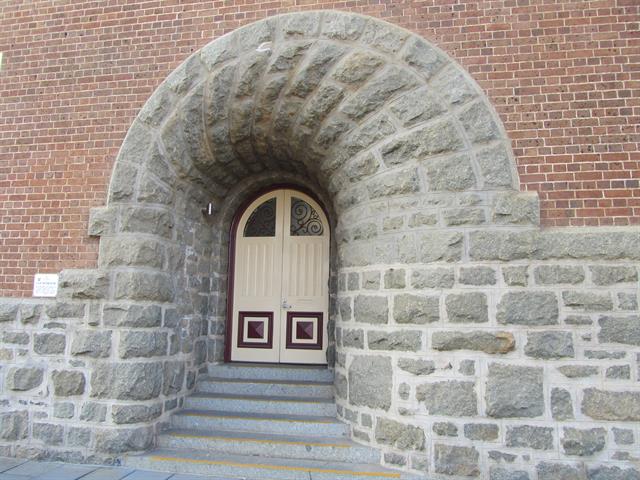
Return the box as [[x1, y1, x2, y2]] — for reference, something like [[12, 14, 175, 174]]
[[227, 187, 330, 364]]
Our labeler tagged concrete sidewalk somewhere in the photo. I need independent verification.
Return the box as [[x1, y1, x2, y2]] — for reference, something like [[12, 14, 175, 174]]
[[0, 457, 240, 480]]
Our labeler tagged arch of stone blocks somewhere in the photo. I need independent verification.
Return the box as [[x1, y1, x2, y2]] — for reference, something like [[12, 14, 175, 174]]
[[4, 10, 638, 477]]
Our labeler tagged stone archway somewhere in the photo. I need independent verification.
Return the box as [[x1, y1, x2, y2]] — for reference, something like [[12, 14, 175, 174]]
[[90, 8, 531, 467]]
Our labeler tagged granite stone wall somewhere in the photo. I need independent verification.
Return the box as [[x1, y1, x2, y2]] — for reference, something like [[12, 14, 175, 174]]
[[0, 11, 638, 479]]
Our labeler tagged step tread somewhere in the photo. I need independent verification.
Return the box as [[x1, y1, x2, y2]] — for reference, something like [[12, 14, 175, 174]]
[[162, 428, 362, 448], [188, 392, 334, 404], [200, 376, 333, 386], [175, 408, 343, 424], [215, 363, 329, 370], [128, 448, 405, 478]]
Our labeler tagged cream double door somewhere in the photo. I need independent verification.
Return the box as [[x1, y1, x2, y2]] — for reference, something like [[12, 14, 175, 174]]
[[230, 189, 329, 364]]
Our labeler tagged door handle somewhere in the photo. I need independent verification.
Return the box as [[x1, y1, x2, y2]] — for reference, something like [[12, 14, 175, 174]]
[[281, 300, 292, 309]]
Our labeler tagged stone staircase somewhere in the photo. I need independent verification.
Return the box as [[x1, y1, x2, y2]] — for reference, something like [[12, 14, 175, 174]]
[[124, 363, 420, 479]]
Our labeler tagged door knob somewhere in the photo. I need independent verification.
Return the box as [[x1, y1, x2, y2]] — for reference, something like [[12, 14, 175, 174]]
[[281, 300, 292, 309]]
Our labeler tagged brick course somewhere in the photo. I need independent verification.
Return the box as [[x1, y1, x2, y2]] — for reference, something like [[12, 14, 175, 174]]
[[1, 0, 639, 296]]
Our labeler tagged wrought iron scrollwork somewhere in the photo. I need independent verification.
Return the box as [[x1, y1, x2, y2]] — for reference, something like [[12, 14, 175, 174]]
[[290, 197, 324, 236], [243, 198, 276, 237]]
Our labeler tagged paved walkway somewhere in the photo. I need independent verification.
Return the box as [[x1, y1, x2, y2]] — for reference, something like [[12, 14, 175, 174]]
[[0, 457, 236, 480]]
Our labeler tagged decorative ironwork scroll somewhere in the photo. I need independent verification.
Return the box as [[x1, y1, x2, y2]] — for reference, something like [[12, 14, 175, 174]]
[[243, 198, 276, 237], [290, 197, 324, 236]]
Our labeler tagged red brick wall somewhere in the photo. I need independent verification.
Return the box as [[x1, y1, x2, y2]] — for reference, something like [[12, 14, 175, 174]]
[[1, 0, 638, 297]]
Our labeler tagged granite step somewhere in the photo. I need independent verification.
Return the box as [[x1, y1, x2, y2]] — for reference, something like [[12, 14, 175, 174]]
[[124, 448, 422, 480], [207, 363, 333, 382], [184, 392, 337, 416], [158, 428, 380, 464], [171, 409, 349, 437], [196, 376, 334, 398]]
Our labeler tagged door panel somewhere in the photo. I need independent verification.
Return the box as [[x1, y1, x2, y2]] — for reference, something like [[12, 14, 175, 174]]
[[230, 189, 329, 364], [280, 191, 329, 364]]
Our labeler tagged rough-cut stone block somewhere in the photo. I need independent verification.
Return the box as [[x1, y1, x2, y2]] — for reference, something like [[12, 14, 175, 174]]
[[375, 418, 425, 451], [551, 388, 574, 420], [52, 370, 85, 396], [535, 266, 585, 285], [506, 425, 554, 450], [348, 355, 392, 411], [0, 303, 19, 322], [563, 291, 613, 311], [3, 331, 29, 344], [80, 401, 107, 422], [434, 444, 479, 477], [459, 266, 496, 285], [582, 388, 640, 421], [120, 207, 173, 238], [58, 270, 109, 299], [458, 100, 500, 143], [497, 291, 558, 325], [354, 295, 388, 324], [398, 358, 435, 376], [612, 428, 634, 445], [492, 192, 539, 225], [587, 466, 640, 480], [367, 168, 420, 198], [393, 294, 439, 324], [368, 330, 421, 351], [502, 266, 528, 286], [408, 212, 437, 227], [114, 271, 173, 302], [598, 315, 640, 346], [490, 467, 530, 480], [95, 426, 154, 453], [342, 66, 418, 120], [45, 302, 85, 319], [432, 331, 515, 354], [384, 268, 405, 289], [90, 362, 163, 401], [525, 331, 574, 359], [465, 423, 499, 441], [100, 237, 164, 269], [332, 50, 383, 85], [433, 422, 457, 436], [7, 367, 44, 391], [103, 304, 162, 328], [88, 207, 116, 236], [338, 298, 352, 322], [33, 423, 64, 445], [618, 292, 638, 310], [119, 331, 167, 358], [590, 266, 638, 285], [163, 361, 185, 395], [561, 427, 606, 456], [424, 153, 476, 191], [362, 271, 380, 290], [470, 230, 640, 261], [34, 333, 66, 355], [402, 37, 445, 80], [443, 208, 485, 226], [486, 363, 543, 418], [537, 463, 584, 480], [605, 365, 630, 379], [558, 365, 599, 378], [53, 402, 75, 419], [411, 268, 454, 288], [389, 87, 444, 127], [476, 143, 514, 188], [71, 330, 111, 358], [0, 411, 28, 440], [459, 359, 475, 376], [416, 381, 477, 416], [342, 329, 364, 349], [112, 404, 162, 424], [446, 292, 488, 323]]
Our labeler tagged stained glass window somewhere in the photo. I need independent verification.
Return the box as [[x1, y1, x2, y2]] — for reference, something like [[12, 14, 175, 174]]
[[243, 198, 276, 237], [290, 197, 324, 236]]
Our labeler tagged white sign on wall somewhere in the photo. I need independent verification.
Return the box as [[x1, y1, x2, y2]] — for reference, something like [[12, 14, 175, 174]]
[[33, 274, 59, 297]]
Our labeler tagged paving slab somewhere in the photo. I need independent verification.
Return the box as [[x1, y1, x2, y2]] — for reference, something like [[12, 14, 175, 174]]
[[4, 462, 56, 477], [33, 464, 97, 480], [0, 458, 28, 474], [121, 471, 173, 480], [79, 467, 134, 480]]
